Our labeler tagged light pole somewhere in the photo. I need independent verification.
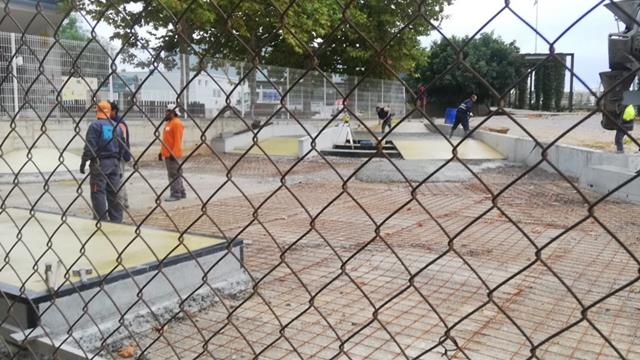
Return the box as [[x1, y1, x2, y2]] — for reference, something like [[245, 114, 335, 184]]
[[534, 0, 540, 52]]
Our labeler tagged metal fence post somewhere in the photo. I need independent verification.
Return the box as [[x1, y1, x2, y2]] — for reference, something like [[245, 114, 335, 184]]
[[323, 77, 326, 118], [109, 74, 114, 101], [403, 86, 406, 116], [10, 33, 19, 119], [355, 76, 358, 116], [240, 62, 245, 117]]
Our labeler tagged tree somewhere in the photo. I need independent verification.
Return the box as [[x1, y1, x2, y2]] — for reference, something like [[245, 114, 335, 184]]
[[531, 58, 566, 111], [552, 57, 566, 111], [70, 0, 452, 119], [410, 32, 524, 106], [516, 70, 528, 109], [58, 14, 90, 42]]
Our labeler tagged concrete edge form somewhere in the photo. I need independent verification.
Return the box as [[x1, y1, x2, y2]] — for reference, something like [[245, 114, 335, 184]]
[[425, 122, 640, 203], [0, 241, 250, 356], [212, 123, 345, 157]]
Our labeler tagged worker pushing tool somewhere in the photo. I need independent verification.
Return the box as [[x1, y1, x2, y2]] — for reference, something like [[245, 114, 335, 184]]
[[449, 94, 477, 139]]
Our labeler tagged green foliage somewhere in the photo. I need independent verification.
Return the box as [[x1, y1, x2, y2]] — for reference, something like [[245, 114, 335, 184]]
[[532, 57, 566, 111], [58, 14, 90, 42], [552, 57, 566, 110], [540, 63, 553, 111], [533, 64, 542, 110], [516, 71, 528, 109], [72, 0, 451, 77], [411, 32, 524, 106]]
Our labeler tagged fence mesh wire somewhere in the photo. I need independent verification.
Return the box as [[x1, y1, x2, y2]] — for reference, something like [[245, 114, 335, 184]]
[[0, 0, 639, 359]]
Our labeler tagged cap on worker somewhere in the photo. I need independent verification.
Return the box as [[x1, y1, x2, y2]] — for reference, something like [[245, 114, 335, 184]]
[[96, 101, 111, 119], [166, 104, 181, 116]]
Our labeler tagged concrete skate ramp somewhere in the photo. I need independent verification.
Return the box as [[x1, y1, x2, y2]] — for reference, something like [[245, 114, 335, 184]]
[[0, 148, 81, 174], [236, 136, 300, 157], [0, 208, 245, 337], [355, 120, 428, 134], [394, 138, 504, 160], [0, 208, 231, 295]]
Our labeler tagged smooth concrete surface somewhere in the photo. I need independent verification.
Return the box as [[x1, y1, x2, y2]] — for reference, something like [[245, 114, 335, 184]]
[[0, 208, 226, 294], [298, 126, 350, 156], [212, 124, 316, 154], [427, 122, 640, 203], [0, 117, 248, 158], [219, 123, 346, 158], [0, 148, 81, 175], [394, 138, 504, 160], [354, 120, 427, 134], [39, 242, 244, 337], [580, 165, 640, 203], [240, 137, 300, 156]]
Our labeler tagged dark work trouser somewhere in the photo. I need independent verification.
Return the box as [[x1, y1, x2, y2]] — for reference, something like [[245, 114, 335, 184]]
[[381, 117, 392, 134], [452, 109, 470, 133], [118, 160, 129, 208], [615, 122, 635, 152], [89, 158, 123, 223], [165, 157, 186, 198], [615, 129, 626, 152]]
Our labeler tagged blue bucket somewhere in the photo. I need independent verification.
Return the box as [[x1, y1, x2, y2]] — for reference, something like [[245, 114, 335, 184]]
[[444, 108, 457, 125]]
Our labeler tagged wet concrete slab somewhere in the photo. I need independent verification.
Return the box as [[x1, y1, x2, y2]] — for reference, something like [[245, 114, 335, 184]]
[[394, 138, 505, 160], [0, 148, 82, 175], [234, 136, 300, 157]]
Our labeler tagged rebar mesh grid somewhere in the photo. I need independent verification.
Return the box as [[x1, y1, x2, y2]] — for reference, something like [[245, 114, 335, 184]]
[[0, 0, 639, 359]]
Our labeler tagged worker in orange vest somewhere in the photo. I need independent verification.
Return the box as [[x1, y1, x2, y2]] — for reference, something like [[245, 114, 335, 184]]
[[158, 104, 186, 201]]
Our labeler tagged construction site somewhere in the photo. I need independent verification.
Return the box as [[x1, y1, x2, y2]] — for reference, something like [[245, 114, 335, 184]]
[[0, 0, 640, 359], [0, 112, 637, 359]]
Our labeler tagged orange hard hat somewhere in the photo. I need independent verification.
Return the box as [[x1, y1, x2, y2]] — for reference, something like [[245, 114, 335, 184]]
[[96, 101, 111, 119]]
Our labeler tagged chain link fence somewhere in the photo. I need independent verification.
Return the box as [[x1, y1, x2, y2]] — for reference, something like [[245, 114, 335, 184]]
[[0, 30, 406, 122], [0, 0, 639, 359]]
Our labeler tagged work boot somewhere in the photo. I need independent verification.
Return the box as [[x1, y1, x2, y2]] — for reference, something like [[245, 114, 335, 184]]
[[164, 196, 182, 202]]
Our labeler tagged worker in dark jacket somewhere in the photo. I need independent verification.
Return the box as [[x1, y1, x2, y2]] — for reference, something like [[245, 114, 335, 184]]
[[80, 101, 126, 223], [449, 94, 477, 138], [377, 105, 393, 134], [109, 101, 131, 209]]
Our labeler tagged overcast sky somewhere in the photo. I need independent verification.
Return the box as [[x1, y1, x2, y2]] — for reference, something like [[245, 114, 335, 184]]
[[423, 0, 620, 91]]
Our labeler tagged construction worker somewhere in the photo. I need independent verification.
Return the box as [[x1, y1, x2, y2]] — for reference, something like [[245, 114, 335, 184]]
[[377, 105, 392, 134], [158, 104, 186, 201], [109, 101, 131, 208], [450, 94, 477, 138], [80, 101, 127, 223], [615, 103, 636, 153]]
